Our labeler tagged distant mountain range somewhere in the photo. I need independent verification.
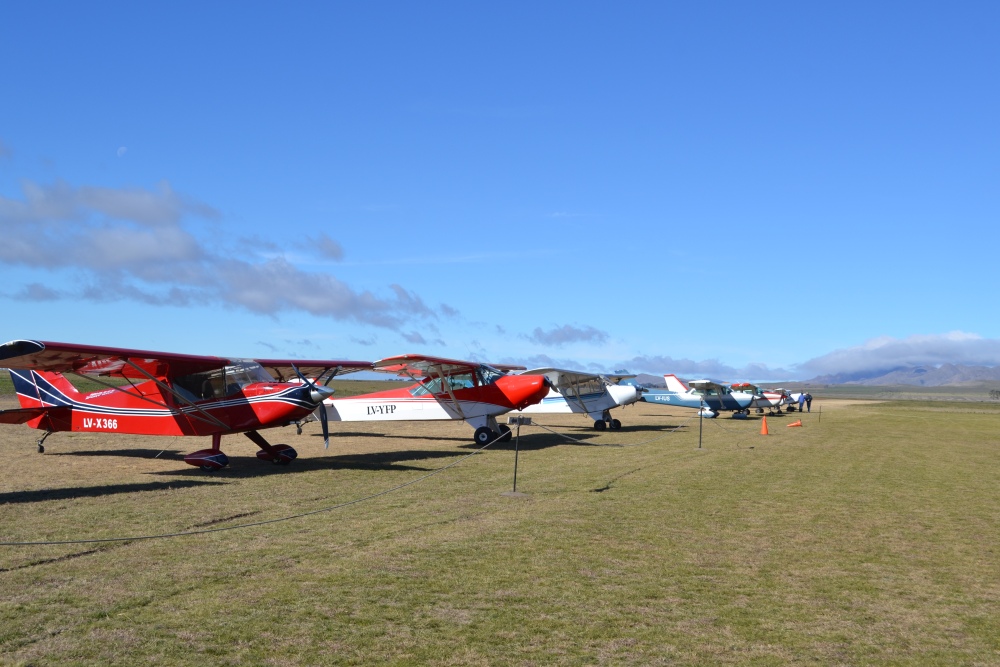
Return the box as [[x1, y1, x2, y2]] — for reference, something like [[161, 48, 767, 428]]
[[628, 366, 1000, 388], [806, 364, 1000, 386]]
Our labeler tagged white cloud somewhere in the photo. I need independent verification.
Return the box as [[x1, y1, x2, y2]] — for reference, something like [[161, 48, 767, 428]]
[[619, 354, 789, 379], [525, 324, 609, 347], [0, 179, 439, 331], [796, 332, 1000, 377]]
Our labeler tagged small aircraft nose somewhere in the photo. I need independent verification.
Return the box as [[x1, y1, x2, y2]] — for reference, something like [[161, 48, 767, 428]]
[[309, 384, 336, 404], [514, 375, 550, 410]]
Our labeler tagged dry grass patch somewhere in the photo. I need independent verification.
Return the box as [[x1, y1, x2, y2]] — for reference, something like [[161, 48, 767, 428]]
[[1, 400, 1000, 664]]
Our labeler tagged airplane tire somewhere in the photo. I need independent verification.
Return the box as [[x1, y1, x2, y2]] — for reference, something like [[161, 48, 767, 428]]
[[474, 427, 495, 445], [610, 419, 622, 430], [498, 424, 512, 442], [594, 420, 607, 431]]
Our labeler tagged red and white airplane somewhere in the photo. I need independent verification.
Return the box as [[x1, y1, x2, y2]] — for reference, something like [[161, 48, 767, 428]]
[[0, 339, 371, 470], [321, 354, 551, 444], [730, 382, 788, 414]]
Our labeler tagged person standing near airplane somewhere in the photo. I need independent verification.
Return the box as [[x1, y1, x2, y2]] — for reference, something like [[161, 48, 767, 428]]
[[798, 392, 806, 412], [805, 393, 813, 412]]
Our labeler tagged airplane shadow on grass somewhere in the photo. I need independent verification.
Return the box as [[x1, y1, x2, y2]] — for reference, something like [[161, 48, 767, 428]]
[[0, 479, 224, 505], [2, 449, 492, 504]]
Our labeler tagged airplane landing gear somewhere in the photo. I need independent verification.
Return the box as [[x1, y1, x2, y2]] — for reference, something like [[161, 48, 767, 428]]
[[474, 426, 496, 444], [245, 430, 298, 464], [594, 411, 620, 430], [185, 433, 232, 470], [36, 430, 53, 453]]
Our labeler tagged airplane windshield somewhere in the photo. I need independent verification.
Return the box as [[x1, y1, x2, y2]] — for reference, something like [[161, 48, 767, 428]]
[[174, 361, 272, 402], [476, 366, 505, 386]]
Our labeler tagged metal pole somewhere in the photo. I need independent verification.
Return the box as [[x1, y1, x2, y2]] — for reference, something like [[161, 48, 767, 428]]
[[698, 399, 703, 449], [512, 420, 521, 492]]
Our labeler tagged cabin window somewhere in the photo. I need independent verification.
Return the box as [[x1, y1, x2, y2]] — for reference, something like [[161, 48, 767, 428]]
[[174, 361, 271, 402]]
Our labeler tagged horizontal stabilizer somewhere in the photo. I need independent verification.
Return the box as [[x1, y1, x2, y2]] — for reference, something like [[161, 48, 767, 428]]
[[0, 407, 54, 424]]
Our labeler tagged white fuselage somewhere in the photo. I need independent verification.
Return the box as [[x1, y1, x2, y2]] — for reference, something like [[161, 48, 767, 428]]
[[513, 384, 639, 421], [325, 396, 501, 424]]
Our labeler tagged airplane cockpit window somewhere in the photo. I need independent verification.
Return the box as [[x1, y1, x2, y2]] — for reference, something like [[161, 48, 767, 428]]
[[476, 366, 505, 386], [410, 377, 441, 397], [446, 373, 474, 390], [559, 378, 602, 397], [174, 361, 271, 402]]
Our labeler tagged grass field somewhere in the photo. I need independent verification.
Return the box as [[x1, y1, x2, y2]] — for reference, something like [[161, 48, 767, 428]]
[[2, 398, 1000, 665]]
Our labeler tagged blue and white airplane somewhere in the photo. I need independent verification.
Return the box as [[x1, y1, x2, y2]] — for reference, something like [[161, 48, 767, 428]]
[[511, 368, 641, 430], [624, 374, 755, 419]]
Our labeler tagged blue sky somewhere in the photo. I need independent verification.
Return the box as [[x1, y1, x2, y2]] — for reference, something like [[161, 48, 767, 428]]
[[2, 2, 999, 380]]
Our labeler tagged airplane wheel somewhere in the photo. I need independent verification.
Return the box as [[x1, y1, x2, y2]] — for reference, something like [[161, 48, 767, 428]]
[[474, 427, 495, 444], [200, 465, 216, 472], [37, 444, 44, 453], [610, 419, 622, 430], [594, 420, 607, 431], [498, 424, 512, 442], [756, 408, 764, 414]]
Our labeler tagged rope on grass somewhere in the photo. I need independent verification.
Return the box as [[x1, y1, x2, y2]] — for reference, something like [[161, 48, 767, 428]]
[[0, 431, 509, 547], [531, 410, 698, 447]]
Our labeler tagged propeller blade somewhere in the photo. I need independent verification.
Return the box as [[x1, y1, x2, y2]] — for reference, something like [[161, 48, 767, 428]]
[[319, 400, 330, 449], [291, 363, 334, 447]]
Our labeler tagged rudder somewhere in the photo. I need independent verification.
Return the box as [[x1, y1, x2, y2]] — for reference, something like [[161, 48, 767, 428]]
[[8, 370, 79, 408], [663, 373, 689, 393]]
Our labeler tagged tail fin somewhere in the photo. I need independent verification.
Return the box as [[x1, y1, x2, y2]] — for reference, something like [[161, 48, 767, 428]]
[[663, 373, 689, 393], [8, 370, 80, 408]]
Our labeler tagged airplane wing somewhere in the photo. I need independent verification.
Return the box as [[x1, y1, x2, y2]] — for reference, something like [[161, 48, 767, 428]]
[[688, 379, 728, 392], [255, 359, 372, 383], [604, 372, 636, 384], [521, 367, 602, 391], [0, 339, 228, 378], [373, 354, 491, 378]]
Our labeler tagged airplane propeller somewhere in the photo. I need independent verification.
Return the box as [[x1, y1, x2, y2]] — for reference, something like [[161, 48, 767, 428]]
[[292, 365, 335, 449]]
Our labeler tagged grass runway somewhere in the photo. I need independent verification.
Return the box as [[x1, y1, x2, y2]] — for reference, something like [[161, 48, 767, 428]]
[[1, 397, 1000, 665]]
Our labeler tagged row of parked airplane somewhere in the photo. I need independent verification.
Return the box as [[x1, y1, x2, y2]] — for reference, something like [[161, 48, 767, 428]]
[[0, 339, 803, 472]]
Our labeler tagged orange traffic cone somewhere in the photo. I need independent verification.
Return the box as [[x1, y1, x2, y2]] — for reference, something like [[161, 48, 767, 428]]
[[760, 416, 768, 435], [787, 420, 802, 427]]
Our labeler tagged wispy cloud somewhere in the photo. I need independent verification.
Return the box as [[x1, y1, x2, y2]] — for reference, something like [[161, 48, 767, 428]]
[[307, 232, 344, 261], [524, 324, 609, 347], [0, 179, 439, 330], [796, 332, 1000, 377], [619, 354, 792, 381]]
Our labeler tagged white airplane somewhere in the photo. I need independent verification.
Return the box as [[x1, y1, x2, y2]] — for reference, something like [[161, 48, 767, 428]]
[[510, 369, 641, 430]]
